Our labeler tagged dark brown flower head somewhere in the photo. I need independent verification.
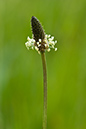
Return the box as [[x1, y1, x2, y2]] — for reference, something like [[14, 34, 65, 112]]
[[31, 16, 45, 42], [25, 16, 57, 54]]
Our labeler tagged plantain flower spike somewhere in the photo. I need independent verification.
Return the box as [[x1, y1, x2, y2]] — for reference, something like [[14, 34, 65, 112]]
[[25, 16, 57, 54]]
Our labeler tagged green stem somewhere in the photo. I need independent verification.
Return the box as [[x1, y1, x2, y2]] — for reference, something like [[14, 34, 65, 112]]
[[41, 52, 47, 129]]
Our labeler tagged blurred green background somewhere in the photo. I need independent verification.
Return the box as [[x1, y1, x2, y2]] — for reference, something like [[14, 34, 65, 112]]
[[0, 0, 86, 129]]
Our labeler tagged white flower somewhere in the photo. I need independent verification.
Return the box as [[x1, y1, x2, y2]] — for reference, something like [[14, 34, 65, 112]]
[[25, 34, 57, 54]]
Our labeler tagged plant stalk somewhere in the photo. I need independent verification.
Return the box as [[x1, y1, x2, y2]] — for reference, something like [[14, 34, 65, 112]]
[[41, 52, 47, 129]]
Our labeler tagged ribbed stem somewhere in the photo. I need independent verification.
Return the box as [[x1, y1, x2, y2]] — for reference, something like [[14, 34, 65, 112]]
[[41, 52, 47, 129]]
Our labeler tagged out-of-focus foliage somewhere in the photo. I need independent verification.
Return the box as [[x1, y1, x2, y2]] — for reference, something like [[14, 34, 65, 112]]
[[0, 0, 86, 129]]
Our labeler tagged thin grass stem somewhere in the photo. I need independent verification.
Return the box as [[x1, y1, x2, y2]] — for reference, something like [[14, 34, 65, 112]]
[[41, 52, 47, 129]]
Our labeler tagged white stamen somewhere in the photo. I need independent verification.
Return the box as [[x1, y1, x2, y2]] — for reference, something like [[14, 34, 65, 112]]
[[32, 47, 34, 50], [55, 40, 57, 44], [55, 48, 57, 51], [45, 44, 47, 47], [52, 45, 54, 48], [51, 36, 54, 40], [45, 34, 48, 38], [25, 42, 28, 46], [44, 39, 48, 43], [38, 44, 41, 47], [31, 39, 35, 43], [25, 41, 31, 47], [51, 41, 55, 45], [48, 35, 51, 38], [47, 48, 50, 52], [28, 42, 31, 47], [49, 38, 53, 41], [35, 46, 39, 51], [49, 41, 52, 45], [37, 42, 39, 45], [39, 39, 41, 42], [27, 36, 30, 41]]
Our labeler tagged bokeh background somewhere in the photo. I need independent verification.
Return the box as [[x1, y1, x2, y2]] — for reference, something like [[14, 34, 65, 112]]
[[0, 0, 86, 129]]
